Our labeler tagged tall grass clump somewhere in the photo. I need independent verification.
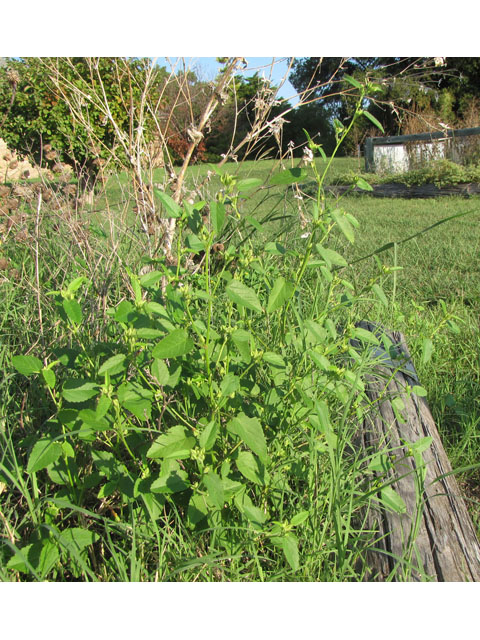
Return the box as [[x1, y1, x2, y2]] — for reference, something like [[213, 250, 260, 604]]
[[0, 62, 444, 581]]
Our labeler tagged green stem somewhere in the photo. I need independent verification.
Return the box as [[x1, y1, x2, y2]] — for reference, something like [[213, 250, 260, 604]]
[[203, 236, 216, 412]]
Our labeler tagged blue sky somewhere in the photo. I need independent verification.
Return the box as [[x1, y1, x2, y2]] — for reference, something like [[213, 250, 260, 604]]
[[156, 57, 299, 103]]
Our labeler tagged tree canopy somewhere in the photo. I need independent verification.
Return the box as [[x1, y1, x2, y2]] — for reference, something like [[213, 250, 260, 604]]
[[289, 57, 480, 139]]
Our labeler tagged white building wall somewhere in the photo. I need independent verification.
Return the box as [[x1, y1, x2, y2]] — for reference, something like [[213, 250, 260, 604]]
[[374, 140, 447, 174]]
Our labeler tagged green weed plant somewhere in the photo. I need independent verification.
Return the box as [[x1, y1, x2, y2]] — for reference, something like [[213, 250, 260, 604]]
[[1, 81, 441, 581]]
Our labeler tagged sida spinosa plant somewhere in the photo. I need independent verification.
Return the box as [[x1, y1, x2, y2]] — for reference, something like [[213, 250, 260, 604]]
[[6, 81, 424, 581]]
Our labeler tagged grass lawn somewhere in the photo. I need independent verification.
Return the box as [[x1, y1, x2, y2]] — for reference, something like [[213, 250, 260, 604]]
[[339, 195, 480, 522]]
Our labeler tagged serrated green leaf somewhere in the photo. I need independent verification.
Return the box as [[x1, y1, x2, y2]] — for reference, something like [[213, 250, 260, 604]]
[[62, 440, 75, 458], [151, 328, 194, 359], [199, 420, 218, 451], [236, 450, 265, 485], [148, 439, 195, 461], [315, 244, 348, 268], [267, 277, 294, 313], [246, 215, 263, 232], [57, 408, 79, 427], [187, 492, 209, 526], [264, 352, 287, 386], [362, 109, 385, 133], [97, 479, 118, 499], [380, 485, 406, 514], [139, 270, 163, 288], [283, 533, 300, 571], [263, 352, 285, 369], [220, 372, 240, 397], [228, 413, 267, 463], [118, 398, 152, 422], [66, 276, 88, 295], [410, 436, 433, 454], [27, 437, 63, 473], [344, 369, 365, 392], [333, 118, 345, 135], [235, 491, 268, 526], [422, 338, 433, 365], [237, 177, 263, 191], [62, 380, 99, 403], [269, 168, 308, 185], [304, 320, 327, 345], [41, 367, 56, 389], [315, 400, 330, 434], [158, 364, 177, 390], [314, 400, 337, 450], [331, 209, 355, 243], [231, 329, 253, 363], [264, 242, 286, 255], [290, 510, 310, 527], [91, 450, 121, 479], [356, 176, 374, 191], [154, 188, 182, 218], [447, 319, 461, 335], [345, 212, 360, 228], [243, 502, 268, 525], [392, 396, 405, 412], [146, 425, 195, 460], [78, 409, 110, 432], [372, 283, 388, 307], [114, 299, 135, 323], [144, 301, 169, 317], [368, 452, 391, 472], [135, 327, 165, 339], [150, 358, 170, 385], [412, 385, 428, 397], [210, 200, 226, 236], [12, 355, 43, 376], [226, 280, 263, 314], [47, 455, 78, 485], [96, 395, 112, 418], [98, 353, 127, 377], [151, 467, 190, 494], [320, 265, 333, 283], [325, 318, 337, 341], [185, 233, 205, 253], [62, 299, 83, 324], [58, 527, 99, 552], [7, 539, 59, 577], [6, 545, 32, 573], [116, 380, 153, 402], [203, 472, 225, 509], [344, 74, 363, 89], [308, 350, 331, 371], [352, 326, 380, 345]]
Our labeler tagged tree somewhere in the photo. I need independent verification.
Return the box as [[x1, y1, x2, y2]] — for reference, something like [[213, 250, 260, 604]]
[[203, 72, 335, 162], [282, 102, 335, 156], [0, 57, 163, 191], [156, 68, 211, 165], [289, 57, 480, 139], [289, 58, 381, 119], [205, 73, 283, 161], [438, 58, 480, 117]]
